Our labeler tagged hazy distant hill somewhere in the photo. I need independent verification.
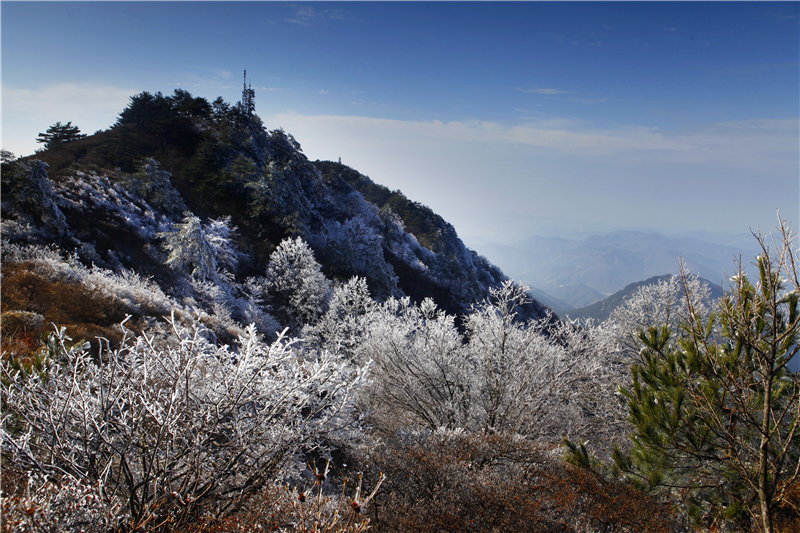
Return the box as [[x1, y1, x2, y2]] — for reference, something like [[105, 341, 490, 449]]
[[526, 286, 574, 315], [565, 274, 725, 322], [472, 231, 758, 309], [545, 284, 606, 311]]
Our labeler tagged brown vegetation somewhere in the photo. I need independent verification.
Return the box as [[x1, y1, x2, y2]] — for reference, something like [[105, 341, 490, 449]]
[[1, 262, 140, 361], [354, 431, 678, 533], [0, 434, 679, 533]]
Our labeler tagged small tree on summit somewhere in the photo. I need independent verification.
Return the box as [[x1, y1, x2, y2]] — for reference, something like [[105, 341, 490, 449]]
[[36, 121, 86, 150]]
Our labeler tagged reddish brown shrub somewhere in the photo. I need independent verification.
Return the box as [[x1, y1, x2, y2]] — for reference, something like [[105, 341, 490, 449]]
[[356, 431, 677, 533], [774, 481, 800, 533]]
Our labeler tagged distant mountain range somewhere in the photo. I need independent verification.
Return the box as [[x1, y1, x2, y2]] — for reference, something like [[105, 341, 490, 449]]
[[471, 231, 760, 312]]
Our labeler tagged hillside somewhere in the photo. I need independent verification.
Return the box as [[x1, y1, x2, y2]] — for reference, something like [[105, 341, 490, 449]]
[[2, 86, 549, 352]]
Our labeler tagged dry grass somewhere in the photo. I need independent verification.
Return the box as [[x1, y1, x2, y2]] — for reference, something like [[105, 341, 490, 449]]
[[1, 262, 139, 361]]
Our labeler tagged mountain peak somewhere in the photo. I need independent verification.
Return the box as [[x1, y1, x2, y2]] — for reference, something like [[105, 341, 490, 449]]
[[2, 88, 551, 348]]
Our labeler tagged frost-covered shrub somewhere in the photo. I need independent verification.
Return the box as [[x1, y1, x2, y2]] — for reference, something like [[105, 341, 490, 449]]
[[53, 169, 174, 243], [0, 315, 369, 530], [190, 277, 240, 336], [234, 298, 282, 339], [265, 237, 332, 333], [606, 271, 714, 363], [463, 281, 626, 440], [2, 241, 272, 344], [187, 275, 281, 340], [362, 281, 627, 443], [2, 242, 175, 317], [0, 473, 123, 533], [362, 296, 469, 432]]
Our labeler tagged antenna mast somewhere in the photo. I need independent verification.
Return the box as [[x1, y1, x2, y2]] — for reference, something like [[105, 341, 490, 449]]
[[242, 69, 255, 115]]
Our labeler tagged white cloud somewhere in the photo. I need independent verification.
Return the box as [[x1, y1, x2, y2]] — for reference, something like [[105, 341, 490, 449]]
[[286, 5, 347, 26], [272, 113, 798, 162], [2, 82, 136, 157], [271, 113, 695, 156], [518, 87, 573, 95]]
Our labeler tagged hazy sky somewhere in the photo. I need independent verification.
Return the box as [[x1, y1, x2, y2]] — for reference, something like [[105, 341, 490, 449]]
[[2, 2, 798, 246]]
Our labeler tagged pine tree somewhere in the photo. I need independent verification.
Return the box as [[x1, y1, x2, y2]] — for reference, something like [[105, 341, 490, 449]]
[[126, 158, 185, 213], [36, 121, 86, 150], [159, 213, 240, 283], [616, 219, 800, 532]]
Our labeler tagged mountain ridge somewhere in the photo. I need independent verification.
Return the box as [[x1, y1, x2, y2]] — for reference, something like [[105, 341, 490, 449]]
[[2, 87, 550, 350]]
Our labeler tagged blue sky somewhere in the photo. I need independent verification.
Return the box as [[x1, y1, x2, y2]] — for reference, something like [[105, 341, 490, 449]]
[[2, 1, 798, 246]]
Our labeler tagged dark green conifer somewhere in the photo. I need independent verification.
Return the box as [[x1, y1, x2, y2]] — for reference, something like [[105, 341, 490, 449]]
[[615, 221, 800, 533], [36, 121, 86, 149]]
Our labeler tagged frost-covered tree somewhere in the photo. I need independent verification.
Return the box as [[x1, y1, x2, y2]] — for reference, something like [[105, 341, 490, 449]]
[[607, 271, 714, 363], [0, 315, 368, 529], [302, 276, 377, 358], [2, 160, 68, 233], [204, 215, 243, 272], [264, 237, 332, 332], [160, 212, 240, 283], [125, 158, 185, 214], [315, 215, 400, 299]]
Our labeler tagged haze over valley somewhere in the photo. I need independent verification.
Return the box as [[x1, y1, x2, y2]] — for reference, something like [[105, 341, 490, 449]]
[[471, 229, 763, 312]]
